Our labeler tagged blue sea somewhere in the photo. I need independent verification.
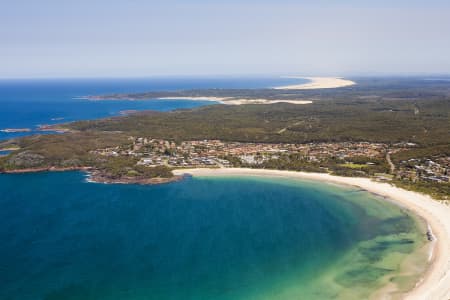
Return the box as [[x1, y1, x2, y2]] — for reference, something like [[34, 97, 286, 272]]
[[0, 77, 427, 299], [0, 172, 426, 300], [0, 77, 304, 140]]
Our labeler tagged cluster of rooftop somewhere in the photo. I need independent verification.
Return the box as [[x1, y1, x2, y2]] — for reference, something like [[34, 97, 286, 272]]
[[90, 138, 396, 169], [397, 157, 450, 183]]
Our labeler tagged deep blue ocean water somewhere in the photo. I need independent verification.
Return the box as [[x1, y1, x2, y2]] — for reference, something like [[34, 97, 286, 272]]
[[0, 77, 304, 140], [0, 77, 426, 299], [0, 172, 424, 300]]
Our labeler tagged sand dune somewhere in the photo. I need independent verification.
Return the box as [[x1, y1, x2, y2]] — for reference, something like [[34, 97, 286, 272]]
[[157, 96, 312, 105], [275, 77, 355, 90]]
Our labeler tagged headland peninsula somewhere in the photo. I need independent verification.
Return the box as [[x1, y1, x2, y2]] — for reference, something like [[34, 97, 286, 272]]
[[0, 76, 449, 298]]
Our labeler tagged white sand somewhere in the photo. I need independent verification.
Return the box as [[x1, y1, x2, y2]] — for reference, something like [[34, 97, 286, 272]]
[[173, 168, 450, 300], [158, 97, 312, 105], [275, 77, 356, 90], [157, 76, 356, 104]]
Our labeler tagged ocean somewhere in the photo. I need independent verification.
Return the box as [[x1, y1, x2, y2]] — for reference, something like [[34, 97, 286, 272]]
[[0, 77, 304, 140], [0, 77, 428, 299], [0, 172, 427, 299]]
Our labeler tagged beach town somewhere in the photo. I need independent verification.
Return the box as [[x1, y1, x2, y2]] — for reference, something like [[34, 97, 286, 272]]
[[90, 137, 449, 185]]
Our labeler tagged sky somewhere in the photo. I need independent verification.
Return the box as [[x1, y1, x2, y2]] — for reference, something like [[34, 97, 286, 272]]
[[1, 0, 450, 78]]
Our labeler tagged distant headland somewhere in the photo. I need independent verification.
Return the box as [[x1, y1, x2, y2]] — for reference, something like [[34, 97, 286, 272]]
[[81, 76, 356, 105]]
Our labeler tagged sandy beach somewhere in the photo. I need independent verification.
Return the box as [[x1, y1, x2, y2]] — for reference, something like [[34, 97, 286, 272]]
[[157, 76, 356, 104], [275, 77, 356, 90], [157, 96, 312, 105], [173, 168, 450, 300]]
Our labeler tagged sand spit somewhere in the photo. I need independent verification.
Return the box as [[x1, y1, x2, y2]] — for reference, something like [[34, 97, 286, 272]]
[[275, 77, 356, 90], [157, 97, 312, 105]]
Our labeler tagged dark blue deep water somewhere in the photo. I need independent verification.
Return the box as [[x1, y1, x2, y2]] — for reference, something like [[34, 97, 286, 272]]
[[0, 172, 424, 300], [0, 77, 305, 140], [0, 77, 425, 299]]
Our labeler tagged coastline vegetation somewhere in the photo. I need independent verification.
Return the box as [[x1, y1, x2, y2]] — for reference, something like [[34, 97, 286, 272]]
[[0, 78, 449, 197], [67, 98, 449, 145]]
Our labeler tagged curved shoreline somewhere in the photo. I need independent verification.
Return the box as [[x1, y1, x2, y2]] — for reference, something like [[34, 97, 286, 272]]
[[157, 96, 313, 105], [173, 168, 450, 300], [83, 76, 355, 105], [275, 76, 356, 90], [1, 167, 183, 186]]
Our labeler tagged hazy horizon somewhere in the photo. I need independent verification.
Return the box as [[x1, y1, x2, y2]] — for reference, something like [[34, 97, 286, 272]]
[[2, 73, 450, 81], [2, 0, 450, 78]]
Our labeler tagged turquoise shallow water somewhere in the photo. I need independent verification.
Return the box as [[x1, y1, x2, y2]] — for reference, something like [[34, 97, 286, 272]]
[[0, 172, 426, 299]]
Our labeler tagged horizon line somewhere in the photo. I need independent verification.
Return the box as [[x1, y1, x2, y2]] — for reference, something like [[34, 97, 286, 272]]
[[1, 73, 450, 81]]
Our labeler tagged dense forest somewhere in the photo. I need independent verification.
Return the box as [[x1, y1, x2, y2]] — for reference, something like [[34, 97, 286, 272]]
[[68, 98, 449, 146]]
